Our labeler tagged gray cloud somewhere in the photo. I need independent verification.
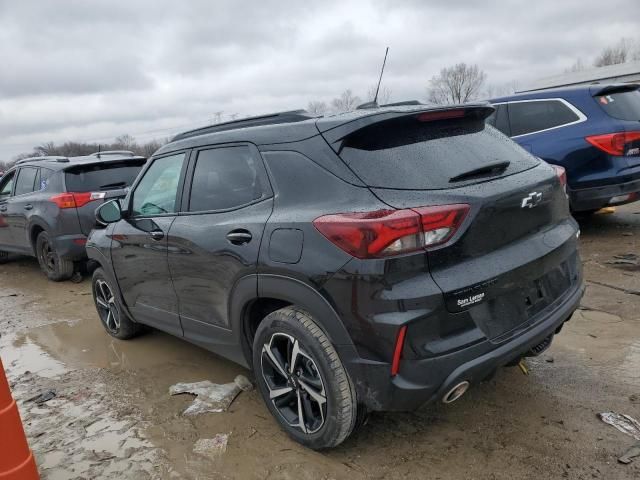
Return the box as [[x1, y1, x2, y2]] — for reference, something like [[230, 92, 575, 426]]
[[0, 0, 638, 158]]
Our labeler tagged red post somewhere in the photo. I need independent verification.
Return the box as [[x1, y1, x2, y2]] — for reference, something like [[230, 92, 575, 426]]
[[0, 357, 39, 479]]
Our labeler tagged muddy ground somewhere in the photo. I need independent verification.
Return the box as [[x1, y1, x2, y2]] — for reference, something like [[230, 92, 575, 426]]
[[1, 203, 639, 480]]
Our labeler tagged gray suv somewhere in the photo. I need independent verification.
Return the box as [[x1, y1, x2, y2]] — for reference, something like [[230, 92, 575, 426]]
[[0, 151, 146, 280]]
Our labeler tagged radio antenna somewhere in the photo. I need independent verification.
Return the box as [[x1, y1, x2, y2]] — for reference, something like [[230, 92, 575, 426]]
[[373, 47, 389, 105], [357, 47, 389, 109]]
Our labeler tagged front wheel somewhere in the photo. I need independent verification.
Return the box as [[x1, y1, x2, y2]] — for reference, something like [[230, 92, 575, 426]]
[[253, 306, 358, 449], [92, 268, 141, 339], [35, 231, 74, 281]]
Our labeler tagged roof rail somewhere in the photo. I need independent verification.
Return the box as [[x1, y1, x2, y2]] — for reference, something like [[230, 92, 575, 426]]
[[172, 110, 318, 142], [15, 156, 69, 165], [90, 150, 135, 158]]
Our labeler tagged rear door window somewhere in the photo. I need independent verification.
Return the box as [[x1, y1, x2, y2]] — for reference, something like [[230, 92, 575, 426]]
[[13, 167, 38, 196], [508, 100, 581, 136], [188, 146, 265, 212], [595, 89, 640, 121], [65, 160, 146, 192], [337, 116, 539, 190]]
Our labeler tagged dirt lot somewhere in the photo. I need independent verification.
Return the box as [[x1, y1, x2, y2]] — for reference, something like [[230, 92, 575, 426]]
[[1, 204, 639, 480]]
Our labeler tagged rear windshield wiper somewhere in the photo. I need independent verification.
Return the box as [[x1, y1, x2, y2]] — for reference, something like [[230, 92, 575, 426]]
[[449, 161, 510, 183], [98, 181, 128, 190]]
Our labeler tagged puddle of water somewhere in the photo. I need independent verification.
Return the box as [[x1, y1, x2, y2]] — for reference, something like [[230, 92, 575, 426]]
[[19, 315, 245, 382], [0, 334, 68, 378]]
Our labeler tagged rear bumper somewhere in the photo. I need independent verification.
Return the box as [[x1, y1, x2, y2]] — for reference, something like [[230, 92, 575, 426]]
[[569, 177, 640, 211], [52, 234, 88, 261], [340, 280, 584, 412]]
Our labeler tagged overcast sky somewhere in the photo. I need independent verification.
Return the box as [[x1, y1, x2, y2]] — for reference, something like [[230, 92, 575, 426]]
[[1, 0, 638, 159]]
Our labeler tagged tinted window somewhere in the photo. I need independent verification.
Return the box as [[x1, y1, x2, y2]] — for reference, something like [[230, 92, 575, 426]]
[[595, 89, 640, 121], [14, 168, 38, 196], [65, 161, 145, 192], [0, 171, 15, 199], [508, 100, 580, 136], [132, 153, 185, 216], [338, 116, 539, 190], [189, 146, 263, 212]]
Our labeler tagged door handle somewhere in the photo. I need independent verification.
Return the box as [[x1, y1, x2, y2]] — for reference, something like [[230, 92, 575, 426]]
[[226, 229, 252, 245], [24, 204, 33, 211], [149, 230, 164, 241]]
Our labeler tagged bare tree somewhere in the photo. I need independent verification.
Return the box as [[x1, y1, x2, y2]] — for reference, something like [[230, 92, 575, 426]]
[[565, 58, 586, 73], [13, 136, 168, 161], [307, 101, 328, 115], [483, 81, 519, 99], [331, 89, 361, 113], [366, 85, 392, 105], [212, 111, 224, 124], [594, 38, 630, 67], [114, 134, 137, 150], [427, 63, 487, 105]]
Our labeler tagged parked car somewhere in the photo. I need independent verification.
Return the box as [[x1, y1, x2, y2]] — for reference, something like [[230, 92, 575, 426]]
[[0, 151, 146, 280], [87, 105, 583, 449], [488, 83, 640, 213]]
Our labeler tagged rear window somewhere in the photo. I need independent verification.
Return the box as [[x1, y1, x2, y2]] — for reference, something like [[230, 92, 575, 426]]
[[65, 161, 145, 192], [595, 89, 640, 121], [337, 116, 539, 190]]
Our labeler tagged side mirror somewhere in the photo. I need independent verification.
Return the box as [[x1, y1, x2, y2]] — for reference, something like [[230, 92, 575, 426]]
[[96, 200, 122, 225]]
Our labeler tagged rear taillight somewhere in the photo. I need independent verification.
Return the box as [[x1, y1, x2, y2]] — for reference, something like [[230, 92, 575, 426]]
[[585, 131, 640, 156], [313, 204, 469, 259], [50, 192, 106, 209], [551, 164, 567, 190]]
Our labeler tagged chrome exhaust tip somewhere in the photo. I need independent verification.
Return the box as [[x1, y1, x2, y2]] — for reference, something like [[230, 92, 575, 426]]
[[442, 381, 470, 404]]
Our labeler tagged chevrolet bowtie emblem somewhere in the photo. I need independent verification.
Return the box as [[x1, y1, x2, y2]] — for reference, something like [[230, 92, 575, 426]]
[[521, 192, 543, 209]]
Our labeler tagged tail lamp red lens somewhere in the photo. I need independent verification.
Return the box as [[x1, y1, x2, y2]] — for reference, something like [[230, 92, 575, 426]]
[[313, 204, 469, 259], [50, 192, 106, 209], [585, 131, 640, 156], [391, 325, 408, 377], [551, 164, 567, 189]]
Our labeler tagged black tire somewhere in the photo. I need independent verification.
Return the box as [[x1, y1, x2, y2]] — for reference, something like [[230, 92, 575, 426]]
[[92, 267, 142, 340], [253, 306, 358, 449], [0, 250, 10, 264], [35, 231, 74, 281]]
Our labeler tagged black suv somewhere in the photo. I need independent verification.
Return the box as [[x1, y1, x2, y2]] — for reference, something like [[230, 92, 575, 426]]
[[87, 105, 584, 449], [0, 152, 146, 280]]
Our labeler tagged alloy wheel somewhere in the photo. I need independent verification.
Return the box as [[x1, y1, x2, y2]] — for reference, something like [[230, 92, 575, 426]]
[[38, 238, 56, 273], [261, 332, 327, 434], [94, 279, 121, 333]]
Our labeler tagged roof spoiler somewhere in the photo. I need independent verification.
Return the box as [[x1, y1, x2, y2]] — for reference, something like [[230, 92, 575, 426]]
[[91, 150, 135, 158], [590, 83, 639, 97], [319, 103, 495, 147]]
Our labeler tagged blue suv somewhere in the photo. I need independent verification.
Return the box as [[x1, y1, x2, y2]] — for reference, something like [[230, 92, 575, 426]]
[[489, 84, 640, 212]]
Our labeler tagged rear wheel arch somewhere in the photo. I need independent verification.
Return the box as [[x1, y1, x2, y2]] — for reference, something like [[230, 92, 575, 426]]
[[29, 223, 46, 254], [230, 274, 356, 368]]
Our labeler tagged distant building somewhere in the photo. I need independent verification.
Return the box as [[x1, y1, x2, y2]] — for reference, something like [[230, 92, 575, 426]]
[[519, 61, 640, 93]]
